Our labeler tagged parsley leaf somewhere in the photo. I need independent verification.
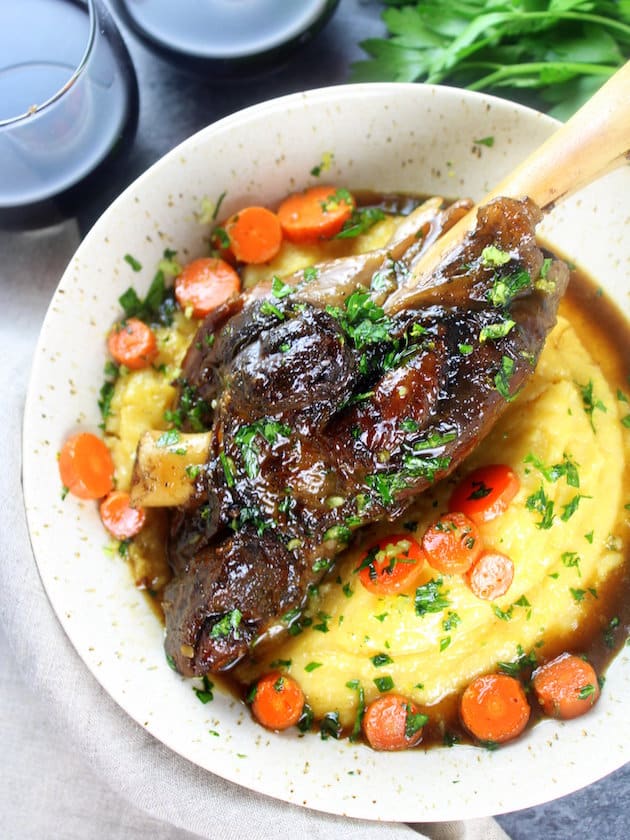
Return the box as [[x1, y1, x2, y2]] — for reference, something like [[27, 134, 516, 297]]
[[577, 379, 607, 431], [415, 577, 450, 616], [350, 1, 630, 119]]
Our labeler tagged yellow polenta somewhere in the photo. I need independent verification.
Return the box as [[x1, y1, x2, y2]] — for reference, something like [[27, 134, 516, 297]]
[[241, 316, 628, 726]]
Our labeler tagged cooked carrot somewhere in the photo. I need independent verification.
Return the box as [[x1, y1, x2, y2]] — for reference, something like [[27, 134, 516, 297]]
[[107, 317, 158, 370], [460, 673, 530, 744], [277, 185, 354, 243], [250, 671, 305, 731], [175, 257, 241, 319], [421, 512, 483, 575], [532, 653, 600, 720], [58, 432, 114, 500], [99, 490, 146, 540], [362, 693, 427, 751], [224, 206, 283, 264], [466, 550, 514, 600], [449, 464, 520, 524], [357, 534, 426, 595]]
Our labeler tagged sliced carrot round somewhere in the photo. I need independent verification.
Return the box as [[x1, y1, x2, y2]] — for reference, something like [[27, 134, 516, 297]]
[[421, 511, 483, 575], [250, 671, 305, 731], [224, 206, 283, 264], [532, 653, 600, 720], [357, 534, 426, 595], [99, 490, 146, 540], [277, 185, 354, 243], [466, 550, 514, 600], [362, 693, 427, 751], [460, 673, 530, 744], [107, 317, 158, 370], [175, 257, 241, 319], [58, 432, 114, 500], [449, 464, 520, 524]]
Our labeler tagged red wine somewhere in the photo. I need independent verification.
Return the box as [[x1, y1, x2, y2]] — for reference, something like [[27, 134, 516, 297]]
[[111, 0, 339, 66], [0, 0, 138, 224]]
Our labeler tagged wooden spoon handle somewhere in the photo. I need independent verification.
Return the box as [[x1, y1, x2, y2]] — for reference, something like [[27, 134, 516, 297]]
[[384, 60, 630, 315]]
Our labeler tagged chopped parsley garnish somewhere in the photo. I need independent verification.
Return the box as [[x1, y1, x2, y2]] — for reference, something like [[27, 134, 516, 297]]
[[124, 253, 142, 272], [497, 645, 537, 676], [345, 680, 366, 742], [415, 577, 450, 617], [494, 354, 518, 400], [327, 290, 393, 351], [234, 418, 291, 479], [481, 245, 511, 267], [305, 661, 323, 672], [561, 551, 582, 575], [164, 382, 211, 432], [373, 675, 395, 694], [405, 707, 428, 738], [442, 611, 461, 632], [561, 493, 590, 521], [493, 604, 513, 621], [578, 683, 597, 700], [210, 608, 242, 639], [259, 299, 285, 320], [219, 451, 235, 487], [525, 484, 555, 529], [118, 251, 178, 326], [193, 675, 214, 704], [312, 611, 331, 633], [271, 276, 294, 299], [319, 711, 342, 740], [371, 653, 393, 667], [479, 319, 515, 343], [577, 379, 607, 431], [156, 429, 181, 447], [488, 269, 530, 308], [297, 704, 314, 732], [98, 361, 119, 427], [439, 636, 451, 651], [474, 136, 495, 148], [320, 187, 353, 213], [524, 452, 580, 488], [603, 616, 620, 649], [336, 206, 386, 239], [302, 265, 319, 283]]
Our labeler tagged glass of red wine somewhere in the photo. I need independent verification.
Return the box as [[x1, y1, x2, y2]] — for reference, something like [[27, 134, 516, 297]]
[[0, 0, 138, 228]]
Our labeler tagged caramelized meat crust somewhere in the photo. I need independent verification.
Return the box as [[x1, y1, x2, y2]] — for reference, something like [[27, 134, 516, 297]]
[[162, 197, 569, 675]]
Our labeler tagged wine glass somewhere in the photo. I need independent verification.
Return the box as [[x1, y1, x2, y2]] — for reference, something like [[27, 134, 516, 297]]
[[0, 0, 138, 228], [109, 0, 340, 73]]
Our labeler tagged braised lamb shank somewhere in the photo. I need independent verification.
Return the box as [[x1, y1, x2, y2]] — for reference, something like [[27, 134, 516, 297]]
[[161, 196, 568, 676]]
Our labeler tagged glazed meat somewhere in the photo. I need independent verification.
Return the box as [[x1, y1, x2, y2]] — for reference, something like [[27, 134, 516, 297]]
[[162, 196, 569, 676]]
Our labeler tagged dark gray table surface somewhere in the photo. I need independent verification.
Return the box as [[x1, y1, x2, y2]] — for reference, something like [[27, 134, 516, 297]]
[[36, 0, 630, 835]]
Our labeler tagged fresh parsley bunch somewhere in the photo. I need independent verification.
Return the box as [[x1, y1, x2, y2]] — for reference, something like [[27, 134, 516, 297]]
[[351, 0, 630, 118]]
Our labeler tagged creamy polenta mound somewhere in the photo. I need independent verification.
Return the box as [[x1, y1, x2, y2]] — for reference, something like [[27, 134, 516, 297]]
[[103, 211, 629, 735]]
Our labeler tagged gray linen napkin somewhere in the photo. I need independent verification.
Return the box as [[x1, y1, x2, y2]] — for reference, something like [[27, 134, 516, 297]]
[[0, 225, 509, 840]]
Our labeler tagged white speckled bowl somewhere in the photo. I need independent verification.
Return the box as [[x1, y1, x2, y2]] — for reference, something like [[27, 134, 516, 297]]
[[23, 84, 630, 821]]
